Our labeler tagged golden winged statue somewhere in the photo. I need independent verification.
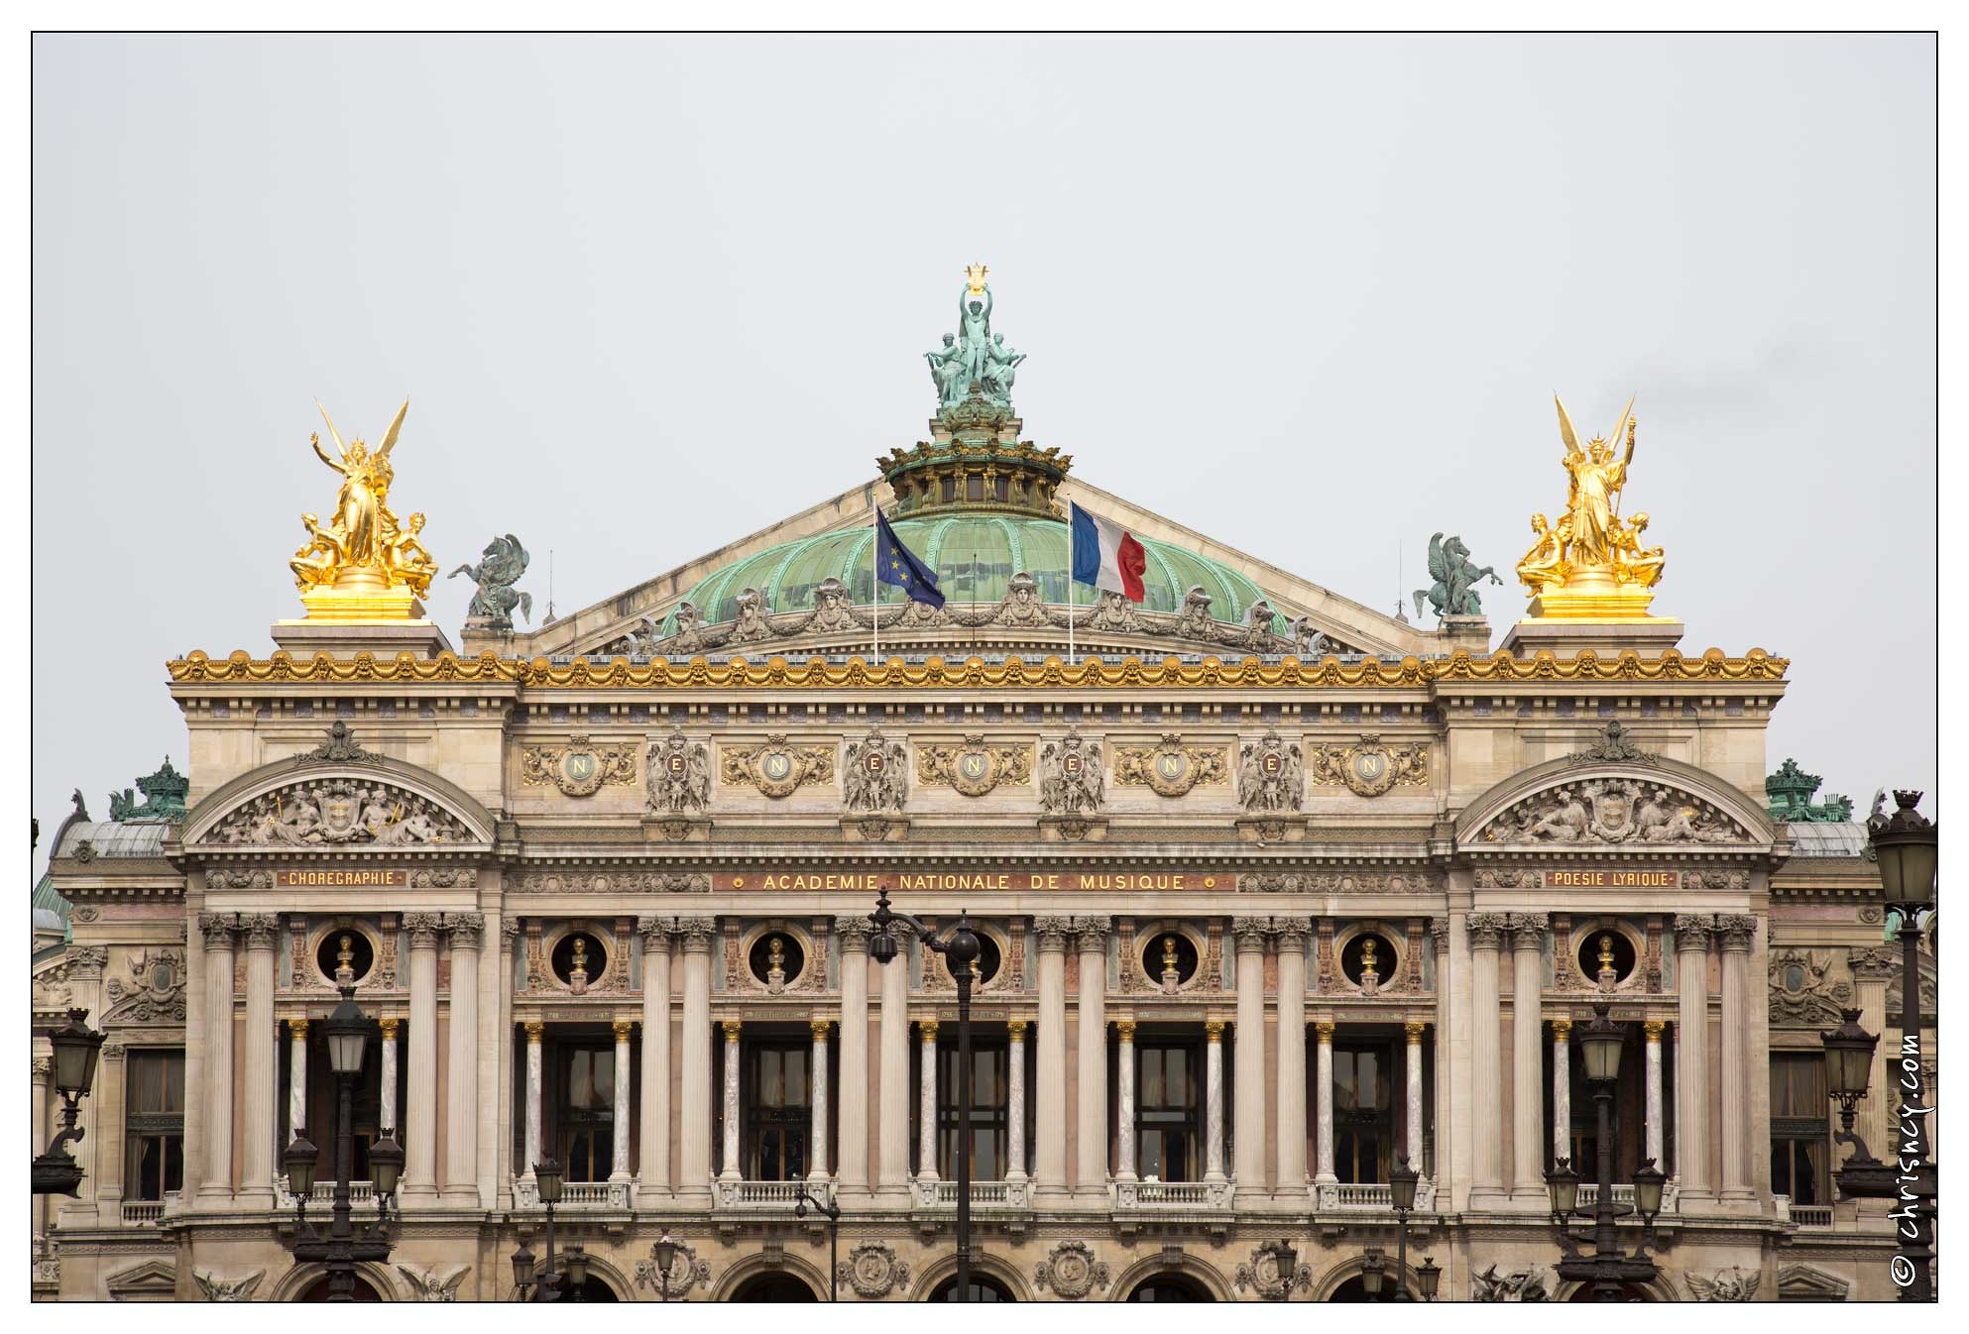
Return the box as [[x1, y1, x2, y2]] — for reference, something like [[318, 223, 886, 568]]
[[1517, 395, 1668, 620], [289, 400, 439, 620]]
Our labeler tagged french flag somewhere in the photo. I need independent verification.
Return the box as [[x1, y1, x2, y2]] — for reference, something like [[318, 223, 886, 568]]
[[1070, 501, 1147, 602]]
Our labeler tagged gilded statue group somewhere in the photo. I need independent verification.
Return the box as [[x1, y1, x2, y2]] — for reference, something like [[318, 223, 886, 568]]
[[925, 264, 1026, 408], [1515, 396, 1666, 599], [289, 401, 439, 597]]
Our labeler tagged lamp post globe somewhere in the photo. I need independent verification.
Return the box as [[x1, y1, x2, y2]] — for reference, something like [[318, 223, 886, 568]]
[[1871, 791, 1939, 915], [1631, 1158, 1666, 1222], [1416, 1256, 1441, 1303], [1578, 1003, 1624, 1084], [1360, 1248, 1385, 1300], [1389, 1155, 1419, 1212], [284, 1129, 320, 1197], [653, 1232, 677, 1278], [368, 1130, 404, 1197], [48, 1007, 105, 1100], [534, 1157, 565, 1205], [1546, 1157, 1580, 1218], [322, 988, 369, 1076], [511, 1240, 536, 1294]]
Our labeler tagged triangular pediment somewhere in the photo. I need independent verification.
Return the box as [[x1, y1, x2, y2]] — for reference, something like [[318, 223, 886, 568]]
[[105, 1258, 179, 1301], [1459, 751, 1777, 853]]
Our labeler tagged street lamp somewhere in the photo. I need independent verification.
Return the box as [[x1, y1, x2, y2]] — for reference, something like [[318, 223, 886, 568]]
[[284, 974, 395, 1301], [1820, 1009, 1894, 1199], [513, 1157, 571, 1301], [1416, 1255, 1441, 1302], [794, 1188, 841, 1300], [1869, 789, 1938, 1302], [869, 889, 981, 1301], [640, 1229, 702, 1302], [1547, 1002, 1664, 1301], [1360, 1246, 1386, 1300], [1262, 1238, 1298, 1301], [31, 1008, 106, 1196], [1388, 1154, 1420, 1301]]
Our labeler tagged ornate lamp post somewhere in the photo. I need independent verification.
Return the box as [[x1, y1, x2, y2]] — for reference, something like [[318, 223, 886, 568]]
[[1263, 1238, 1299, 1301], [1869, 790, 1938, 1301], [794, 1188, 841, 1300], [284, 973, 400, 1301], [1821, 1008, 1895, 1198], [869, 889, 980, 1301], [512, 1157, 573, 1300], [640, 1229, 702, 1302], [1546, 1002, 1665, 1301], [1360, 1246, 1386, 1300], [1415, 1255, 1441, 1302], [1388, 1154, 1421, 1300], [31, 1007, 105, 1197]]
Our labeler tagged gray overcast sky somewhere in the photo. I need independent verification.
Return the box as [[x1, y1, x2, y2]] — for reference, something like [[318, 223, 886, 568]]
[[32, 33, 1935, 842]]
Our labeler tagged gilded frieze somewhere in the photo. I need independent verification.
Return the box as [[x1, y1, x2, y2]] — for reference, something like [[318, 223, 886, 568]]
[[1307, 735, 1430, 796], [719, 736, 835, 798], [915, 735, 1031, 796], [520, 734, 638, 796], [1112, 736, 1229, 796]]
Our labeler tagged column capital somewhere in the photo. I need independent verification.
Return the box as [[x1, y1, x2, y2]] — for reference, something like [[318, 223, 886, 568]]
[[721, 1018, 743, 1042], [1550, 1016, 1572, 1038], [1034, 916, 1074, 952], [31, 1055, 50, 1081], [1715, 914, 1758, 952], [379, 1017, 399, 1039], [524, 1019, 545, 1042], [446, 912, 485, 949], [1314, 1018, 1335, 1041], [1643, 1018, 1665, 1039], [1847, 945, 1898, 980], [920, 1020, 939, 1041], [404, 912, 444, 948], [810, 1018, 832, 1041], [198, 912, 237, 950], [1273, 917, 1311, 951], [1427, 916, 1449, 952], [677, 917, 718, 952], [1204, 1018, 1225, 1041], [1007, 1019, 1029, 1040], [613, 1019, 635, 1042], [1231, 916, 1271, 952], [1506, 912, 1548, 947], [833, 916, 875, 951], [501, 918, 522, 947], [290, 1018, 311, 1039], [1404, 1019, 1426, 1043], [637, 914, 674, 949], [240, 913, 281, 950], [1115, 1019, 1136, 1042], [1074, 915, 1112, 952], [1465, 912, 1508, 950], [1672, 914, 1714, 951]]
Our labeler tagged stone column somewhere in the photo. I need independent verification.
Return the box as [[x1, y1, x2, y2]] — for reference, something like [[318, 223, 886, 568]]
[[402, 912, 441, 1202], [1643, 1019, 1666, 1170], [443, 914, 483, 1205], [94, 1040, 127, 1215], [1429, 919, 1451, 1192], [1006, 1020, 1028, 1181], [1466, 912, 1507, 1202], [1232, 917, 1269, 1197], [1673, 916, 1712, 1198], [1274, 920, 1309, 1191], [1204, 1019, 1227, 1183], [1550, 1018, 1572, 1167], [1717, 915, 1757, 1201], [1405, 1020, 1426, 1171], [834, 919, 872, 1197], [1115, 1019, 1137, 1182], [611, 1019, 634, 1183], [875, 925, 911, 1199], [240, 914, 279, 1206], [197, 913, 236, 1204], [1314, 1019, 1336, 1184], [1509, 913, 1547, 1201], [1848, 947, 1897, 1170], [720, 1020, 743, 1180], [636, 918, 673, 1201], [32, 1056, 50, 1246], [288, 1020, 309, 1143], [678, 917, 715, 1200], [523, 1020, 544, 1174], [496, 921, 517, 1202], [1033, 918, 1070, 1199], [809, 1019, 831, 1182], [1074, 917, 1111, 1193], [917, 1021, 940, 1182]]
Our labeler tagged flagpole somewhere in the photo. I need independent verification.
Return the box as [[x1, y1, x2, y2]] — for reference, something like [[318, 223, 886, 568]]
[[1067, 502, 1075, 668], [872, 505, 880, 662]]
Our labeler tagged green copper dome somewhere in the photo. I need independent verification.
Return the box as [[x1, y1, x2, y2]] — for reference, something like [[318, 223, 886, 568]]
[[664, 514, 1284, 636]]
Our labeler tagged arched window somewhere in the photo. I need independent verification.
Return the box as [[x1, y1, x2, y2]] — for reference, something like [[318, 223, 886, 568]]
[[296, 1273, 383, 1301], [929, 1274, 1015, 1301], [729, 1272, 820, 1302], [1126, 1273, 1214, 1301]]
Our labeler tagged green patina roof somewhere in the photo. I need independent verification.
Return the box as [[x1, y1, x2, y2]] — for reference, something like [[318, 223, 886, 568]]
[[665, 514, 1284, 636]]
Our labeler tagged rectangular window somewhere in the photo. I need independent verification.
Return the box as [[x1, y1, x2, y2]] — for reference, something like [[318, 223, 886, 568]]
[[937, 1042, 1009, 1179], [745, 1043, 810, 1181], [554, 1044, 616, 1182], [1138, 1041, 1202, 1181], [1770, 1053, 1830, 1207], [1334, 1044, 1392, 1184], [125, 1049, 186, 1201]]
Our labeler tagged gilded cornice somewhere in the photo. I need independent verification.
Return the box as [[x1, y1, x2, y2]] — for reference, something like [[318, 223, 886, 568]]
[[169, 646, 1788, 690]]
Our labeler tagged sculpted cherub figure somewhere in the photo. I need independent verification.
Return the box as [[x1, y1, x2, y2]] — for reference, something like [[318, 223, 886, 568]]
[[1610, 511, 1665, 588], [1516, 512, 1573, 594]]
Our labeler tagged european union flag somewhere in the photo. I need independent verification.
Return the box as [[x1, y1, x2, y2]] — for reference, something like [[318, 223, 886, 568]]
[[874, 508, 945, 609]]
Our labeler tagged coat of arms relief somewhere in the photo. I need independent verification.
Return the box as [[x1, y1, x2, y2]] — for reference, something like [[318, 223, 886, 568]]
[[206, 779, 470, 846], [520, 734, 638, 797], [1307, 734, 1430, 797], [1480, 777, 1748, 845], [916, 735, 1031, 797], [720, 735, 835, 798], [1112, 735, 1228, 797]]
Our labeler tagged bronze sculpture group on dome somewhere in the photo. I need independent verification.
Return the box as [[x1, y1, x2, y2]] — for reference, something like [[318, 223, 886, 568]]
[[1516, 396, 1669, 621]]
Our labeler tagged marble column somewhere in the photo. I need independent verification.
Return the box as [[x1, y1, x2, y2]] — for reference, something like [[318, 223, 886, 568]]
[[809, 1019, 831, 1182], [1006, 1020, 1028, 1181], [1848, 947, 1898, 1170], [1204, 1019, 1227, 1183], [1509, 913, 1547, 1201], [496, 921, 517, 1202], [834, 919, 872, 1197], [1643, 1019, 1665, 1171], [1033, 918, 1070, 1198], [1672, 915, 1712, 1198], [1274, 920, 1309, 1191], [402, 912, 441, 1202], [637, 918, 673, 1201], [1717, 914, 1757, 1200], [876, 925, 911, 1198], [1074, 917, 1111, 1194], [917, 1021, 940, 1182], [1232, 917, 1269, 1197], [1314, 1019, 1336, 1184], [720, 1020, 743, 1180], [94, 1040, 127, 1215], [523, 1020, 544, 1175], [1115, 1020, 1137, 1181], [1466, 913, 1507, 1202], [288, 1020, 309, 1143], [678, 917, 715, 1199], [1550, 1018, 1572, 1167], [443, 914, 483, 1205], [1405, 1020, 1426, 1172], [197, 914, 236, 1204], [32, 1056, 50, 1245], [240, 914, 279, 1206], [611, 1019, 634, 1182]]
